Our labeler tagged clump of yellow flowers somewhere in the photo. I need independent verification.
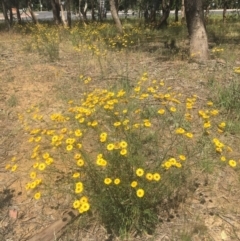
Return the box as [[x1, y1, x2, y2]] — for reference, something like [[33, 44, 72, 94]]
[[7, 72, 238, 236]]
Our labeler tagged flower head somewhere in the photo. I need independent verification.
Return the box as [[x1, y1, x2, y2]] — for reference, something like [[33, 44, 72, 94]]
[[136, 189, 145, 198], [136, 168, 144, 177]]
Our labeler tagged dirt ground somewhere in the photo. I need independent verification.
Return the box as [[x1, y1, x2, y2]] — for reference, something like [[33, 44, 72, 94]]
[[1, 31, 240, 241]]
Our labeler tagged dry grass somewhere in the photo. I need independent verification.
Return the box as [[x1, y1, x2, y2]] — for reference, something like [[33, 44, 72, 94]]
[[1, 19, 240, 241]]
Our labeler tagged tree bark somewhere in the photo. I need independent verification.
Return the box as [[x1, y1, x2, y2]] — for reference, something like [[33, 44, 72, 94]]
[[181, 0, 185, 22], [157, 0, 173, 29], [27, 0, 38, 24], [109, 0, 123, 33], [184, 0, 208, 61], [16, 3, 22, 24], [223, 0, 228, 23], [59, 0, 67, 26], [90, 0, 96, 21], [51, 0, 62, 25], [1, 0, 10, 30], [66, 0, 71, 28]]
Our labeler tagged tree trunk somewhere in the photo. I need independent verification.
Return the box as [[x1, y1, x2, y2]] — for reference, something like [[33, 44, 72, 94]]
[[181, 0, 185, 22], [66, 0, 71, 28], [184, 0, 208, 61], [109, 0, 123, 33], [16, 8, 22, 24], [51, 0, 62, 25], [27, 0, 38, 24], [175, 5, 179, 22], [91, 0, 96, 21], [9, 8, 13, 26], [223, 0, 228, 23], [157, 0, 173, 29], [59, 0, 67, 26], [1, 0, 10, 30]]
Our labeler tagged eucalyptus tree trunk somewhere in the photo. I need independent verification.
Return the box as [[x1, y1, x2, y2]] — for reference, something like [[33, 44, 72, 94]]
[[51, 0, 62, 25], [184, 0, 209, 61], [91, 0, 96, 21], [157, 0, 173, 28], [223, 0, 228, 23], [1, 0, 10, 30], [109, 0, 123, 33], [181, 0, 185, 22], [27, 0, 38, 24], [66, 0, 71, 27], [16, 3, 22, 24]]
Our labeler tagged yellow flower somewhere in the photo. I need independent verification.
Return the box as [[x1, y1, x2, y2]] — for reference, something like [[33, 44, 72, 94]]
[[220, 156, 226, 162], [120, 149, 127, 156], [77, 159, 84, 167], [25, 183, 31, 190], [75, 187, 83, 194], [143, 120, 151, 127], [158, 109, 165, 115], [136, 168, 144, 177], [30, 182, 37, 189], [61, 128, 67, 134], [114, 122, 121, 127], [170, 106, 176, 112], [203, 122, 211, 129], [175, 162, 182, 168], [75, 129, 82, 137], [175, 128, 185, 134], [145, 173, 153, 181], [120, 141, 128, 148], [30, 172, 37, 179], [52, 135, 59, 142], [66, 145, 73, 151], [79, 196, 88, 204], [34, 192, 41, 200], [229, 159, 236, 167], [73, 200, 81, 209], [38, 163, 46, 171], [11, 164, 17, 172], [210, 109, 219, 116], [104, 178, 112, 185], [33, 162, 39, 168], [76, 182, 83, 188], [179, 155, 186, 161], [218, 122, 226, 129], [73, 172, 80, 178], [76, 143, 82, 149], [81, 202, 90, 212], [131, 181, 138, 188], [100, 132, 107, 139], [153, 173, 161, 181], [74, 153, 81, 160], [114, 178, 121, 185], [35, 136, 42, 142], [185, 132, 193, 138], [43, 152, 50, 159], [133, 123, 140, 128], [11, 157, 16, 162], [207, 101, 213, 106], [107, 143, 114, 151], [136, 189, 145, 198]]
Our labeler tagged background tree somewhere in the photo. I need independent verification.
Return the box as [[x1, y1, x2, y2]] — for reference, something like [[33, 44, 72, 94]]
[[184, 0, 209, 60], [109, 0, 123, 33]]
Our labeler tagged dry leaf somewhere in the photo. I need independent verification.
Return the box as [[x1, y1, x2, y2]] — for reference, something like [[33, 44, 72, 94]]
[[221, 230, 228, 240]]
